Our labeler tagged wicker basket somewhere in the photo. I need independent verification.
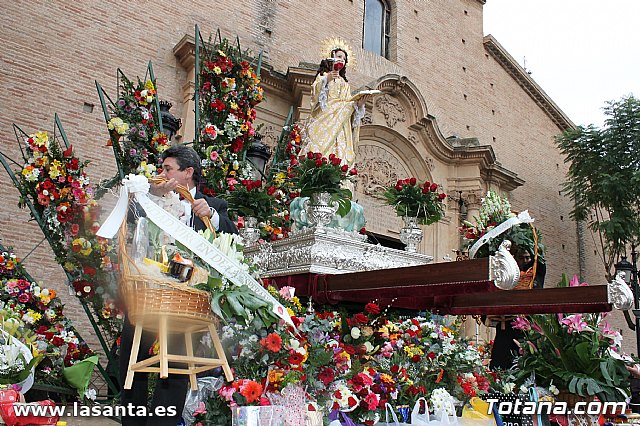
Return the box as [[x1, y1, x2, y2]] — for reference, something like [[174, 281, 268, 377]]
[[118, 219, 215, 327]]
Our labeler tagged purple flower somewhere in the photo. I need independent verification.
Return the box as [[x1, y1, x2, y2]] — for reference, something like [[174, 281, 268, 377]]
[[117, 99, 126, 107], [129, 149, 137, 156]]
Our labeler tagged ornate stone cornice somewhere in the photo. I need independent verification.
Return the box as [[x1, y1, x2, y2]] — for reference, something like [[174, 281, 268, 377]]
[[483, 35, 575, 131], [173, 34, 196, 70]]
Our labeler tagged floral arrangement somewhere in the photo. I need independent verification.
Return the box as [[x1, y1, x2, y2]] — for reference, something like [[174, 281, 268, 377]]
[[190, 284, 498, 426], [0, 333, 42, 387], [223, 179, 275, 224], [382, 178, 447, 225], [290, 152, 357, 216], [459, 191, 544, 262], [511, 279, 628, 401], [15, 130, 121, 337], [0, 246, 94, 390], [100, 72, 167, 182], [195, 37, 264, 194]]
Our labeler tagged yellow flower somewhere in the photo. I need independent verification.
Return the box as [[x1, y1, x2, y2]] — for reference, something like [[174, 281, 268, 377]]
[[213, 66, 222, 74], [144, 80, 155, 91], [230, 102, 238, 110], [32, 131, 49, 148], [217, 50, 226, 57], [274, 172, 286, 185], [287, 307, 295, 318]]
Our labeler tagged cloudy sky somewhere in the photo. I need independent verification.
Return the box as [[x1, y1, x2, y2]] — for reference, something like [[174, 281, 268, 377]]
[[483, 0, 640, 128]]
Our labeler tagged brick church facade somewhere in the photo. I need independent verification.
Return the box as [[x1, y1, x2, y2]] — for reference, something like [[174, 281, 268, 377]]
[[2, 1, 627, 354]]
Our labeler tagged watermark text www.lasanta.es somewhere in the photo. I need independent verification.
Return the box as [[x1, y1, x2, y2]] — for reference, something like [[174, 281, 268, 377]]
[[12, 402, 177, 418], [486, 399, 626, 416]]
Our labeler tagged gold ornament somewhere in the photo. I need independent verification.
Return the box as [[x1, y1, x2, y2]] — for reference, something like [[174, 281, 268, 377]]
[[320, 37, 356, 70]]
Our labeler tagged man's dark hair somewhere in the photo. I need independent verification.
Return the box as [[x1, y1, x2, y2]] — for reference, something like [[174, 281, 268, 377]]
[[161, 145, 202, 184]]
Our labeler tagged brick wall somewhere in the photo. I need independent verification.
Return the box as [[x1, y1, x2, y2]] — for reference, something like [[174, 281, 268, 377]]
[[2, 0, 626, 352]]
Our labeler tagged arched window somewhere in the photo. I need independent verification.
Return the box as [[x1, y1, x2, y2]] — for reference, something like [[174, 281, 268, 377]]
[[363, 0, 390, 58]]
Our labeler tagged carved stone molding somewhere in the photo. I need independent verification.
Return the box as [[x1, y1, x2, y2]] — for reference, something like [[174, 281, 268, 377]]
[[260, 124, 278, 149], [356, 145, 409, 198], [375, 95, 406, 128]]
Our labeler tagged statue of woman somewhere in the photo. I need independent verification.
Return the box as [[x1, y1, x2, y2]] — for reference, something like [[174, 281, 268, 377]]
[[302, 41, 369, 165]]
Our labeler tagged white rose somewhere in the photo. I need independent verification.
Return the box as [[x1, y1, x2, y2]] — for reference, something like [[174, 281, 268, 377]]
[[350, 327, 361, 339]]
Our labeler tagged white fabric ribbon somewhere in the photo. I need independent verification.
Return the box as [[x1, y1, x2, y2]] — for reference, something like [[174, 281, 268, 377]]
[[97, 175, 292, 326], [469, 210, 535, 259]]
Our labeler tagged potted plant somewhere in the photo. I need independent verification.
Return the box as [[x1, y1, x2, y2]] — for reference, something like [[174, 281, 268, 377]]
[[222, 179, 276, 244], [382, 178, 446, 251], [290, 152, 356, 226]]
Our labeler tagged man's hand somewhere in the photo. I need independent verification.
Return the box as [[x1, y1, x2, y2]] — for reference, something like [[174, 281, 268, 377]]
[[150, 178, 178, 196], [192, 198, 213, 219]]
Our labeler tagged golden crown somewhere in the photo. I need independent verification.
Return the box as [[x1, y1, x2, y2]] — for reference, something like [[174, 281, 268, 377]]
[[320, 37, 356, 70]]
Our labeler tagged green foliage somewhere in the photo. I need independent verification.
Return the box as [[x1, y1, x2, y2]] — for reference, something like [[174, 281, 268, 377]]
[[514, 313, 629, 401], [382, 178, 447, 225], [556, 95, 640, 277], [222, 179, 275, 223]]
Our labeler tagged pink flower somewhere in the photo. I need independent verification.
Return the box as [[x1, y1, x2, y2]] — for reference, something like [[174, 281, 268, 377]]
[[218, 385, 236, 402], [560, 314, 589, 333], [511, 316, 531, 331], [193, 402, 206, 415], [570, 274, 588, 287], [210, 151, 219, 161], [364, 392, 380, 410], [278, 286, 295, 301]]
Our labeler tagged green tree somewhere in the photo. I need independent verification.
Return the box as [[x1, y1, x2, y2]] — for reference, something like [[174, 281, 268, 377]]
[[556, 95, 640, 279]]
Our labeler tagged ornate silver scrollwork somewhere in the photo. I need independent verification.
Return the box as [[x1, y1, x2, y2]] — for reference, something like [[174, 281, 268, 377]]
[[608, 272, 634, 310], [489, 240, 520, 290], [245, 227, 432, 276]]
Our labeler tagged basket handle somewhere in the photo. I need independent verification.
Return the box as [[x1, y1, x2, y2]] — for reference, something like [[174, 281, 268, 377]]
[[149, 176, 216, 236]]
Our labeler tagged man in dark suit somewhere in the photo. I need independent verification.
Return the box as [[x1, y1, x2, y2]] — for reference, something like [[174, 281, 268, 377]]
[[119, 145, 237, 425], [150, 144, 237, 234]]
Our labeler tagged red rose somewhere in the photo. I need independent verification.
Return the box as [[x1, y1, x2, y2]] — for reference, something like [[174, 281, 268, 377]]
[[331, 157, 341, 166], [306, 152, 314, 159], [359, 227, 367, 235], [411, 355, 421, 363], [395, 183, 403, 191], [427, 352, 436, 360], [354, 313, 368, 324], [83, 265, 97, 276], [439, 193, 446, 200], [52, 336, 65, 346], [341, 165, 348, 172], [364, 303, 380, 315], [349, 168, 357, 175], [267, 186, 276, 196], [329, 153, 335, 160], [430, 183, 438, 192], [314, 159, 323, 167], [409, 177, 417, 185], [314, 152, 322, 160]]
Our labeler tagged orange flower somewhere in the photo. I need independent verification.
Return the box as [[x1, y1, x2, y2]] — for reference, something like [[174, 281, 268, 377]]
[[260, 332, 282, 352], [240, 380, 263, 404]]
